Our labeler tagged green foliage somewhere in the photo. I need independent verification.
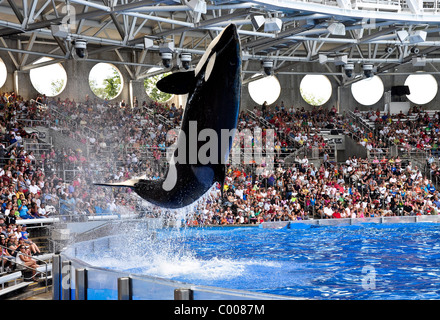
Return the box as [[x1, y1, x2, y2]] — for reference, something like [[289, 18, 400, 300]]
[[104, 70, 122, 99], [300, 87, 325, 106], [90, 68, 122, 100], [50, 78, 65, 96], [144, 72, 173, 102]]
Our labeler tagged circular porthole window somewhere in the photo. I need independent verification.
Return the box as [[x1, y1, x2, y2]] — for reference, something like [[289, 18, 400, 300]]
[[29, 57, 67, 96], [0, 58, 7, 89], [144, 67, 174, 103], [89, 63, 123, 100], [248, 74, 281, 105], [300, 75, 332, 106], [351, 76, 384, 106], [405, 72, 438, 105]]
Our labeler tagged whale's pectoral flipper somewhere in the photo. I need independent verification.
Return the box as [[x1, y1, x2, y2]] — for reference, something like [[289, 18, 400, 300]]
[[156, 70, 196, 94], [94, 178, 139, 188]]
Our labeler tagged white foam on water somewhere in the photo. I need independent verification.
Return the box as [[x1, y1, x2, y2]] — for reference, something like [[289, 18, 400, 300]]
[[118, 256, 281, 281], [75, 184, 285, 283], [142, 256, 246, 280], [137, 183, 220, 226], [79, 224, 283, 282]]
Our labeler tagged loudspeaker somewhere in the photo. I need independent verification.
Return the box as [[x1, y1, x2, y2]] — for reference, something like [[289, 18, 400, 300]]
[[391, 85, 410, 96], [330, 129, 343, 135]]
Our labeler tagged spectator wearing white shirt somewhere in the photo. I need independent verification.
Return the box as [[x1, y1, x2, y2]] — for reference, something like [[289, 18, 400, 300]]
[[28, 180, 41, 195]]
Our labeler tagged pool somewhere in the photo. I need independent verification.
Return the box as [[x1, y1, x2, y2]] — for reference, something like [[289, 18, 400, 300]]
[[72, 222, 440, 300]]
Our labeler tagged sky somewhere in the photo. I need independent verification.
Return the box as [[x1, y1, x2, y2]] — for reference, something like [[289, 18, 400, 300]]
[[29, 57, 67, 96], [351, 75, 384, 106], [300, 74, 332, 106], [0, 59, 6, 89], [27, 58, 121, 97], [248, 74, 281, 105], [249, 72, 438, 108], [89, 62, 121, 88], [405, 72, 438, 105]]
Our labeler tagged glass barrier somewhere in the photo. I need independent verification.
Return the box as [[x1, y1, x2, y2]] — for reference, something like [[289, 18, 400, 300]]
[[59, 238, 294, 300], [58, 215, 440, 300]]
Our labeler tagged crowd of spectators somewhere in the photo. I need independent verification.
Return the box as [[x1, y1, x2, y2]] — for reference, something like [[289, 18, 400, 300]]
[[184, 152, 438, 225], [1, 90, 439, 232], [354, 105, 440, 155], [248, 103, 345, 157], [0, 92, 145, 268]]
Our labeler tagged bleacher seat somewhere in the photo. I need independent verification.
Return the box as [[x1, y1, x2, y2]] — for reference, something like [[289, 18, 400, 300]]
[[0, 271, 29, 296]]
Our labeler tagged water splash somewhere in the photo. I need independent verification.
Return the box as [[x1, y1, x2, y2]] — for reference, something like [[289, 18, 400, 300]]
[[137, 183, 220, 227]]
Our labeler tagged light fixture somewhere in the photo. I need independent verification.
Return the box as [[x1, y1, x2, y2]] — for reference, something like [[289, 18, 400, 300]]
[[158, 42, 174, 68], [179, 53, 192, 70], [144, 37, 154, 50], [159, 42, 174, 68], [71, 39, 87, 60], [251, 15, 265, 31], [408, 30, 427, 44], [51, 24, 69, 38], [412, 56, 426, 67], [184, 0, 206, 23], [159, 42, 175, 54], [185, 0, 207, 13], [327, 22, 346, 36], [318, 54, 328, 64], [344, 63, 354, 78], [264, 18, 283, 32], [333, 55, 348, 66], [161, 52, 173, 68], [396, 30, 409, 43], [362, 64, 374, 78], [262, 59, 273, 75]]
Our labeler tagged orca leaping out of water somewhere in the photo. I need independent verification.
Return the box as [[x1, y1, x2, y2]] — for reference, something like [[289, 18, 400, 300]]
[[95, 24, 241, 209]]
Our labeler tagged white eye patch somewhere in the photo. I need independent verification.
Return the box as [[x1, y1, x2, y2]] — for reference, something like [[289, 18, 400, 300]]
[[205, 52, 216, 81], [194, 27, 226, 76]]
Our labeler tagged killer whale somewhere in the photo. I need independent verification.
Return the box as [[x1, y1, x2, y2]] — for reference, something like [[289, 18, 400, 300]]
[[95, 24, 241, 208]]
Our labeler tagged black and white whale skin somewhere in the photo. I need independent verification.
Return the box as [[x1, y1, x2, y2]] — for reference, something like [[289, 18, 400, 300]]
[[95, 24, 241, 208]]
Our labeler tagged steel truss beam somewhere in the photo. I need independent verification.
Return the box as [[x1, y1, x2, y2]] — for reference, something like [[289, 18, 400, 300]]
[[0, 0, 439, 75]]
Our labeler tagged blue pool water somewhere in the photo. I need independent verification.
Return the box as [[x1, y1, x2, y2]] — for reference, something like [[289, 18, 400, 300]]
[[75, 223, 440, 300]]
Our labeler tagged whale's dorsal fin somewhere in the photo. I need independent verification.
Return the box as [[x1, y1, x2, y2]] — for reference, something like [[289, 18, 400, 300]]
[[156, 70, 196, 94]]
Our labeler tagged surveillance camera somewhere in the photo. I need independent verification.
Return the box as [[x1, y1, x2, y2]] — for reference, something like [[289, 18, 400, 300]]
[[344, 63, 354, 78], [262, 60, 273, 76], [73, 39, 87, 59], [362, 64, 374, 78], [161, 52, 173, 68], [180, 53, 191, 70]]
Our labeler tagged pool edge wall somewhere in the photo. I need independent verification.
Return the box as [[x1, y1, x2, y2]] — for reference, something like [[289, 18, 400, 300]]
[[56, 234, 300, 301], [262, 215, 440, 229], [55, 215, 440, 300]]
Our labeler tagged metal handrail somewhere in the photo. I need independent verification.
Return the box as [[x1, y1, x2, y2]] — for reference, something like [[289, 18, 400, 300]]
[[0, 243, 50, 289], [5, 141, 19, 151]]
